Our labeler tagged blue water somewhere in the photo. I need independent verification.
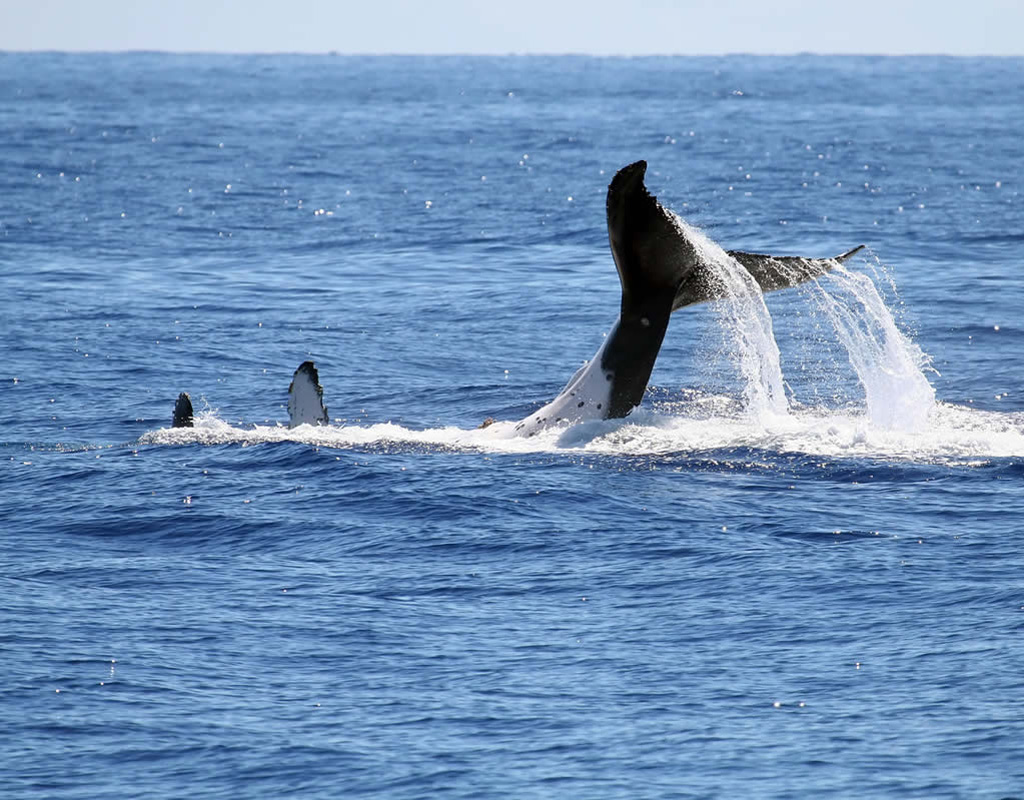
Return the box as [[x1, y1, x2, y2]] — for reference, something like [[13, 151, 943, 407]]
[[3, 53, 1024, 798]]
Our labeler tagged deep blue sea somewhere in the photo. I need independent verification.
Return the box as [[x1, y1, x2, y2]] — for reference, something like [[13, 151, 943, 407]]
[[3, 53, 1024, 799]]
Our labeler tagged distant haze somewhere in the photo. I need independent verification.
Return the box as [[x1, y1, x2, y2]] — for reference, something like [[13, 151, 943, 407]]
[[3, 0, 1022, 55]]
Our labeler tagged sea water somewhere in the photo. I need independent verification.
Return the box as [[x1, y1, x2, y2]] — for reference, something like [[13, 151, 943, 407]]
[[2, 54, 1024, 799]]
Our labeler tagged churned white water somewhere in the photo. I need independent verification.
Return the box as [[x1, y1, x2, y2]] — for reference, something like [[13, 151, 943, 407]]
[[143, 399, 1024, 464]]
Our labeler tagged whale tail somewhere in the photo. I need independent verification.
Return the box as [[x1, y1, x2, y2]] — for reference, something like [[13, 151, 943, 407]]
[[716, 244, 865, 300], [172, 392, 194, 428], [288, 361, 329, 428], [666, 245, 864, 308], [608, 161, 864, 311], [514, 161, 865, 435]]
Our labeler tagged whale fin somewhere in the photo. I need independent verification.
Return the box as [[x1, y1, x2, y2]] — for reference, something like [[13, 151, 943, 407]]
[[669, 244, 865, 309], [172, 392, 194, 428], [725, 244, 865, 293], [288, 361, 329, 428]]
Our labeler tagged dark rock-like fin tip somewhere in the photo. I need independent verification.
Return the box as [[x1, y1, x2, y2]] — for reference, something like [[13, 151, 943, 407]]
[[172, 392, 194, 428], [835, 245, 865, 263]]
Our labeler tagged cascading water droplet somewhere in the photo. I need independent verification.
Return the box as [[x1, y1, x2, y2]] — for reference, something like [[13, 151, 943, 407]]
[[672, 215, 788, 421], [810, 264, 935, 431]]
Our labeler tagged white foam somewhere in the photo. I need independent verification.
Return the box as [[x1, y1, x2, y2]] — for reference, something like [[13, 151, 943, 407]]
[[139, 401, 1024, 463]]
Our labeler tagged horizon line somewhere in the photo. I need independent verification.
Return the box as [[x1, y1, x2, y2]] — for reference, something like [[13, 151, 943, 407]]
[[3, 49, 1023, 58]]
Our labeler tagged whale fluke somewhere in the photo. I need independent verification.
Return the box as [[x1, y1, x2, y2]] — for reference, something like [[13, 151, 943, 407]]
[[514, 160, 864, 436], [835, 245, 865, 262], [172, 392, 194, 428], [288, 361, 329, 428], [670, 244, 864, 308], [712, 244, 865, 299]]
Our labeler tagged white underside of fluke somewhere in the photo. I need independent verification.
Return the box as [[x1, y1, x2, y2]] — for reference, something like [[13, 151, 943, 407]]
[[514, 318, 619, 437]]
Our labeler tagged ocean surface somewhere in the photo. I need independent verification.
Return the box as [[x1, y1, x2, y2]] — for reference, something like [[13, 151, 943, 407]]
[[2, 53, 1024, 798]]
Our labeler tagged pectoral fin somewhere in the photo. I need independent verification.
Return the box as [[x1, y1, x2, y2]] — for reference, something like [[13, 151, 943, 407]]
[[288, 361, 329, 428]]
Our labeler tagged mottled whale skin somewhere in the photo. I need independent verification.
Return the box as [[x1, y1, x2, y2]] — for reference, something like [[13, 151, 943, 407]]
[[514, 160, 863, 437], [288, 360, 329, 428]]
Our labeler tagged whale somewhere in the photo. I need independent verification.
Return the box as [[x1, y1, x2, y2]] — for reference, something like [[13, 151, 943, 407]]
[[512, 160, 862, 436], [168, 160, 862, 436]]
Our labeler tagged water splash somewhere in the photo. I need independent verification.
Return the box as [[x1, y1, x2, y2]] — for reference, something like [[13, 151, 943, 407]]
[[811, 263, 935, 431], [672, 216, 934, 434], [139, 401, 1024, 463], [674, 216, 788, 420]]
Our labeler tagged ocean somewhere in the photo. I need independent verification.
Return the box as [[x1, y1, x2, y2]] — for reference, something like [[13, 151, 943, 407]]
[[2, 53, 1023, 798]]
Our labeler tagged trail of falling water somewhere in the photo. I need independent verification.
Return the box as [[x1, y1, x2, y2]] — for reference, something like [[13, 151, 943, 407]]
[[674, 217, 788, 420], [811, 264, 935, 431]]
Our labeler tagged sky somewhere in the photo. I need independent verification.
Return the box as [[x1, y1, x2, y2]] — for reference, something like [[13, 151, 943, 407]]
[[3, 0, 1022, 55]]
